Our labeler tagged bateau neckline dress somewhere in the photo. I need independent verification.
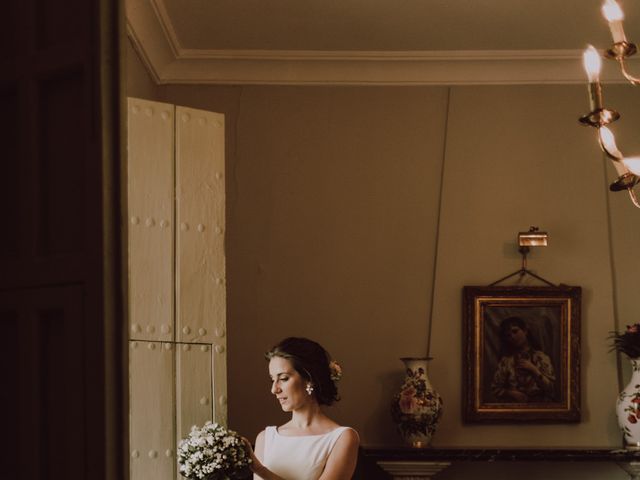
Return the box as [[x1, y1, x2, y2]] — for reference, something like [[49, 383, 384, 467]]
[[262, 425, 354, 480]]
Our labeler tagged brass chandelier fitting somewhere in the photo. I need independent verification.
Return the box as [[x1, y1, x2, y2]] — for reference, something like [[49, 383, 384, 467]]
[[580, 0, 640, 208]]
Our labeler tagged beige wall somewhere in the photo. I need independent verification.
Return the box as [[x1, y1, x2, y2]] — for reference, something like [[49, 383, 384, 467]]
[[127, 44, 640, 479], [126, 40, 159, 100], [431, 84, 620, 446]]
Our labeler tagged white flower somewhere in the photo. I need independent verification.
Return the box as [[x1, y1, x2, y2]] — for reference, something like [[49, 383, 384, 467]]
[[177, 421, 252, 479]]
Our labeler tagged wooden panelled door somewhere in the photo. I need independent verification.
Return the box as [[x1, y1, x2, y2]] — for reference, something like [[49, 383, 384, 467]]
[[0, 0, 125, 479], [128, 98, 227, 480]]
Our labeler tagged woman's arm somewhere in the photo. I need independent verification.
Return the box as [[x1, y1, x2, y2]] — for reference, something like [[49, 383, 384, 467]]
[[531, 351, 556, 394], [249, 431, 286, 480], [492, 357, 529, 402], [318, 428, 360, 480], [252, 431, 265, 480]]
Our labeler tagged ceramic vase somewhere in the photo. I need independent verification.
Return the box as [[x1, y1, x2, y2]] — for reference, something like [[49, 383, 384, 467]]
[[391, 357, 443, 447], [617, 358, 640, 450]]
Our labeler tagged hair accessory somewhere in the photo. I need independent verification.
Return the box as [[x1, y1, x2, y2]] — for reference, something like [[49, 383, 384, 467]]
[[305, 383, 314, 395], [329, 360, 343, 382]]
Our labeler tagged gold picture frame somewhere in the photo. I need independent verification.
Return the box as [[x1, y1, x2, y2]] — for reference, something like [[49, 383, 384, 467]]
[[463, 285, 581, 423]]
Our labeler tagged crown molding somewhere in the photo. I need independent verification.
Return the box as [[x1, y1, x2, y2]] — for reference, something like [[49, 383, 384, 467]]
[[126, 0, 626, 86]]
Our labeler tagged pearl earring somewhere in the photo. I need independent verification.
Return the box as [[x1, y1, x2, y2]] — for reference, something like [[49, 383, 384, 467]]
[[305, 383, 314, 395]]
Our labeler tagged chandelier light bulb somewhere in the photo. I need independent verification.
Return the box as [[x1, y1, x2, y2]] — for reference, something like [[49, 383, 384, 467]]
[[580, 2, 640, 208], [622, 157, 640, 176], [600, 127, 630, 176], [583, 46, 602, 82], [602, 0, 624, 22], [602, 0, 627, 43], [599, 126, 622, 158]]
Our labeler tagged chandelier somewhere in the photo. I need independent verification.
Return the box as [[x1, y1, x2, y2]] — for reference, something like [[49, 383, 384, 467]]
[[580, 0, 640, 208]]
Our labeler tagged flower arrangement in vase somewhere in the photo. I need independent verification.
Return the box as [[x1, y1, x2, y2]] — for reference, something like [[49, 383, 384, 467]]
[[391, 357, 443, 448], [610, 323, 640, 359], [610, 323, 640, 449]]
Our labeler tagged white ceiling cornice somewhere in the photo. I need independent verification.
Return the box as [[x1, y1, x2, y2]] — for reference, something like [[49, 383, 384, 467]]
[[126, 0, 625, 86]]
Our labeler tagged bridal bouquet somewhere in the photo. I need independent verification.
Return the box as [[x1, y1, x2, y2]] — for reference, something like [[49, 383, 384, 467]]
[[178, 421, 252, 480]]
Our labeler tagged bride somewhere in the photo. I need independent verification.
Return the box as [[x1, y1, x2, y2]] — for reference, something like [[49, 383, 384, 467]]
[[246, 337, 359, 480]]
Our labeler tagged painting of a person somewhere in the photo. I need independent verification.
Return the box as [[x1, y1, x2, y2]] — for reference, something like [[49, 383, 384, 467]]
[[490, 316, 556, 403]]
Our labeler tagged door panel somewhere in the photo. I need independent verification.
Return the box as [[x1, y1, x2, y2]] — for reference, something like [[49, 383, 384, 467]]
[[37, 68, 87, 256], [127, 99, 227, 480], [176, 343, 214, 442], [128, 98, 175, 343], [130, 340, 176, 480], [175, 107, 226, 346], [2, 0, 124, 479], [0, 286, 86, 479]]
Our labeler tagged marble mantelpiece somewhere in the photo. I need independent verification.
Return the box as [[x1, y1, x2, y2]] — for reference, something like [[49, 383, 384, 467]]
[[362, 446, 640, 479]]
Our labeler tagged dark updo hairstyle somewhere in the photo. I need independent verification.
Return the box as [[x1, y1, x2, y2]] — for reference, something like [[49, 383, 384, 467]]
[[265, 337, 339, 406]]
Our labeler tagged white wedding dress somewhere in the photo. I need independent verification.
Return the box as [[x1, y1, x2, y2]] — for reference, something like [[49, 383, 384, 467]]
[[261, 426, 353, 480]]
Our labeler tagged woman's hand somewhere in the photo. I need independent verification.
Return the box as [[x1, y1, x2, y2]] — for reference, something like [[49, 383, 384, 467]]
[[506, 389, 528, 402], [243, 433, 284, 479], [516, 358, 541, 377], [241, 437, 264, 475]]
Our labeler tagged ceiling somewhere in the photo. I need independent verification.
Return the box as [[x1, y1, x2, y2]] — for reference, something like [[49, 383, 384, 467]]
[[126, 0, 640, 85]]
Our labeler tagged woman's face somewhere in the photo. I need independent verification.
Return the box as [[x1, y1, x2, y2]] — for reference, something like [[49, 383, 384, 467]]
[[505, 324, 528, 349], [268, 356, 312, 412]]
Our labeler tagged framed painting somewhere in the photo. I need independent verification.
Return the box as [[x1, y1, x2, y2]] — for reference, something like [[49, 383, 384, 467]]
[[463, 285, 581, 423]]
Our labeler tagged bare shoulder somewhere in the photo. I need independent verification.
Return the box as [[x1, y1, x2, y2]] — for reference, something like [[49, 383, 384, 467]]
[[337, 427, 359, 447], [321, 427, 360, 479], [332, 427, 359, 456], [254, 429, 266, 460]]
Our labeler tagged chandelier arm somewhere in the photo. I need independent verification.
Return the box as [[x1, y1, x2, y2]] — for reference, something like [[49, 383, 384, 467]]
[[618, 57, 640, 85], [627, 188, 640, 209]]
